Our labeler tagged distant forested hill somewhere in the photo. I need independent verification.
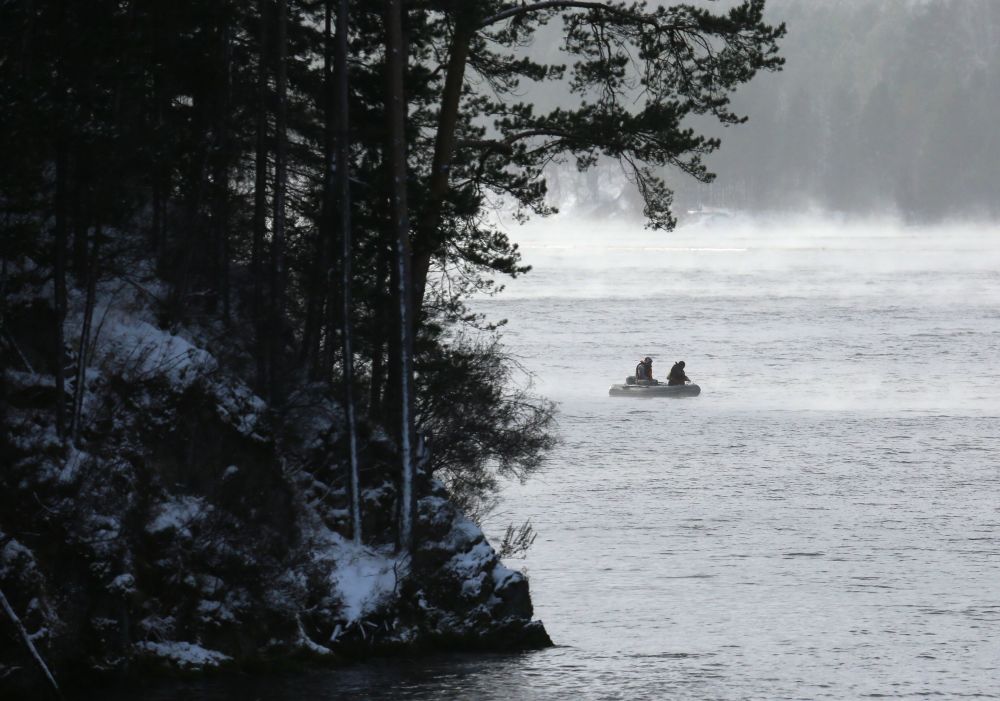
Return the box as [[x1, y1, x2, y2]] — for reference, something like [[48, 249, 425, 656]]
[[694, 0, 1000, 218]]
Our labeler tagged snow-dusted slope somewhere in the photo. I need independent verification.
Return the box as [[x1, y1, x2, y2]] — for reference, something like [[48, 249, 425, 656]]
[[0, 255, 549, 693]]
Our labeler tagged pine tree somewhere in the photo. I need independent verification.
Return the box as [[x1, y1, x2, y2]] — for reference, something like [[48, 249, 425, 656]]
[[335, 0, 363, 545], [383, 0, 417, 551]]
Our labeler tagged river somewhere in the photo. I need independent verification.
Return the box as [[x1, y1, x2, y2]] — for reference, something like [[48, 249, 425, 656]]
[[109, 216, 1000, 699]]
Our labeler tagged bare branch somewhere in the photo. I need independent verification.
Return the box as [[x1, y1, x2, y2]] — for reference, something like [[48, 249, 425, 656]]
[[0, 588, 61, 696]]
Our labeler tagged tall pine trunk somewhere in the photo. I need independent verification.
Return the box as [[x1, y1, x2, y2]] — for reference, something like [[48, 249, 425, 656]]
[[172, 102, 209, 320], [70, 157, 89, 276], [53, 136, 68, 441], [368, 240, 390, 419], [411, 18, 473, 324], [269, 0, 289, 403], [251, 0, 269, 392], [150, 0, 166, 266], [212, 9, 233, 322], [53, 0, 69, 440], [334, 0, 362, 545], [301, 0, 336, 373], [70, 224, 100, 442], [383, 0, 415, 552]]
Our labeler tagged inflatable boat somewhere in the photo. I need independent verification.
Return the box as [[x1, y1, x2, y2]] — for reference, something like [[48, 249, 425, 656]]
[[608, 381, 701, 397]]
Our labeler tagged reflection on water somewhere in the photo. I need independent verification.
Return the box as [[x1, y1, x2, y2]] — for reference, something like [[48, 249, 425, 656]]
[[95, 219, 1000, 700]]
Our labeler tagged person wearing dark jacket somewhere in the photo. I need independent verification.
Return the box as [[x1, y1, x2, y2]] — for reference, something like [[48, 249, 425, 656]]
[[667, 360, 690, 386]]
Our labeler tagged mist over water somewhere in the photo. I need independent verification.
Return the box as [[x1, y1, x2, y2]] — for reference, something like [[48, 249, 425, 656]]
[[488, 213, 1000, 415]]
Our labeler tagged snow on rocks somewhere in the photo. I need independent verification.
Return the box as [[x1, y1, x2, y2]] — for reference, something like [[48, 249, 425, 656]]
[[303, 519, 403, 628], [147, 496, 209, 538], [91, 315, 216, 389], [212, 382, 268, 441], [328, 545, 401, 624], [449, 540, 495, 585], [107, 574, 137, 597], [134, 641, 232, 671], [0, 537, 35, 577], [58, 447, 90, 485], [403, 483, 551, 649]]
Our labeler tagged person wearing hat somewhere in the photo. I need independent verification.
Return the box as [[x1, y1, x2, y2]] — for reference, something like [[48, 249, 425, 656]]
[[667, 360, 690, 386]]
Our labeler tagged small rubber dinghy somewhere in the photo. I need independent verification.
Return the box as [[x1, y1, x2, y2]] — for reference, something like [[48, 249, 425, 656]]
[[609, 381, 701, 397]]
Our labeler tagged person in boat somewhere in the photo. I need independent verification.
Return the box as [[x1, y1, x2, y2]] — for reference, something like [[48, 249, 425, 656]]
[[635, 357, 655, 385], [667, 360, 690, 386]]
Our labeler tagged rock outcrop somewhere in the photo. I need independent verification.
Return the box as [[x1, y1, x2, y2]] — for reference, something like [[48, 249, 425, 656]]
[[0, 260, 550, 696]]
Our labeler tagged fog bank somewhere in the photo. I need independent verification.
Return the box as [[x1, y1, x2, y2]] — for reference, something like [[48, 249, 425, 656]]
[[537, 0, 1000, 222]]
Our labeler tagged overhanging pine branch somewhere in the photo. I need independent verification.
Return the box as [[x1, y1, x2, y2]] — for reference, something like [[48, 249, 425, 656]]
[[481, 2, 667, 30]]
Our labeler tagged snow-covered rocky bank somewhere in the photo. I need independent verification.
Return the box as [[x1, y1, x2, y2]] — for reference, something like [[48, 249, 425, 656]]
[[0, 256, 549, 696]]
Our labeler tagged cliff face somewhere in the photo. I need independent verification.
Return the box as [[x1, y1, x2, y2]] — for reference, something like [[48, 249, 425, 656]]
[[0, 259, 549, 695]]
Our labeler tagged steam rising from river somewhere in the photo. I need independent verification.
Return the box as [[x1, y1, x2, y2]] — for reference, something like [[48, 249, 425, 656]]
[[496, 212, 1000, 295], [477, 212, 1000, 415]]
